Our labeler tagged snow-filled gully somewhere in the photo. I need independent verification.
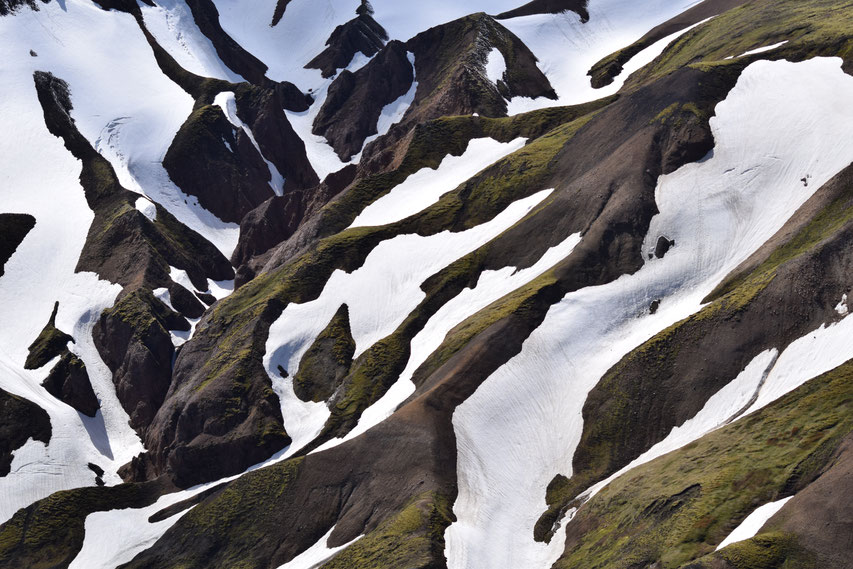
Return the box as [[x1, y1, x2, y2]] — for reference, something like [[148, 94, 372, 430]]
[[445, 58, 853, 569], [264, 189, 555, 454]]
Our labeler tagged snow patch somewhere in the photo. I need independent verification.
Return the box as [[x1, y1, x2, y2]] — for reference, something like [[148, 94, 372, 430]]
[[275, 525, 361, 569], [445, 58, 853, 569], [266, 189, 554, 454], [316, 229, 581, 453], [350, 137, 527, 228], [485, 48, 507, 85], [835, 293, 848, 316], [135, 197, 157, 221], [739, 40, 789, 57], [716, 497, 794, 550]]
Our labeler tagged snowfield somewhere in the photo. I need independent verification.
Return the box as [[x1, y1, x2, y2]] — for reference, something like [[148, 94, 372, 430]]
[[446, 57, 853, 569], [265, 189, 554, 454]]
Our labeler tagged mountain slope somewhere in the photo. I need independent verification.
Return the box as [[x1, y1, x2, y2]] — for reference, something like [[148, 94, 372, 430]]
[[0, 1, 852, 569]]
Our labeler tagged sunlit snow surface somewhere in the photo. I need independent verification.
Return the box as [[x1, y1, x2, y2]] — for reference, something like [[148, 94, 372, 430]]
[[265, 189, 555, 454], [446, 58, 853, 569], [716, 497, 794, 550]]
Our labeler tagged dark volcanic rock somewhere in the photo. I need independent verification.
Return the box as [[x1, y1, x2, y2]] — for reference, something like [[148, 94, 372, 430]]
[[270, 0, 291, 26], [313, 39, 414, 161], [24, 302, 72, 370], [231, 195, 305, 269], [495, 0, 589, 22], [0, 388, 51, 476], [167, 282, 205, 319], [42, 352, 100, 417], [653, 235, 675, 259], [94, 289, 187, 434], [163, 105, 275, 224], [292, 304, 355, 402], [0, 213, 35, 277], [306, 5, 388, 79]]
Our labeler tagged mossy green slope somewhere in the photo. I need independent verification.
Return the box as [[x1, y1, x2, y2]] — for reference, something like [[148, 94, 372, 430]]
[[24, 301, 73, 370], [553, 359, 853, 569]]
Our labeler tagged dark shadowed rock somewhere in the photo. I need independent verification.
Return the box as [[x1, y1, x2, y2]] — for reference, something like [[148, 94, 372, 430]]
[[306, 5, 388, 79], [42, 352, 100, 417], [653, 235, 675, 259], [495, 0, 589, 22], [313, 39, 414, 161], [24, 301, 72, 370], [163, 105, 276, 224], [0, 0, 49, 16], [0, 213, 35, 277], [0, 388, 51, 476], [270, 0, 291, 26], [94, 289, 187, 434], [167, 282, 206, 319], [231, 195, 305, 269]]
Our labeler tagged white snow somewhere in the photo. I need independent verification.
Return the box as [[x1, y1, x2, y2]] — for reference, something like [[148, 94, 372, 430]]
[[835, 293, 848, 316], [501, 0, 710, 113], [136, 196, 158, 221], [315, 229, 581, 453], [214, 91, 285, 196], [350, 137, 527, 228], [739, 40, 789, 58], [484, 48, 507, 85], [716, 497, 794, 550], [140, 0, 245, 82], [275, 526, 361, 569], [265, 189, 554, 454], [445, 58, 853, 569]]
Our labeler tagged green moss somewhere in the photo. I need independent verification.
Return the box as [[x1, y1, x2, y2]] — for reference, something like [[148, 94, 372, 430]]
[[24, 302, 73, 370], [552, 360, 853, 569], [104, 288, 186, 342], [292, 304, 356, 402], [626, 0, 853, 90], [319, 492, 454, 569]]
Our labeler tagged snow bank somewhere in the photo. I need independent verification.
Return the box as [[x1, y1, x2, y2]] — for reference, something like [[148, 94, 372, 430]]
[[350, 137, 527, 228], [275, 526, 361, 569], [446, 58, 853, 569], [315, 229, 581, 453], [140, 0, 245, 82], [265, 189, 554, 454], [485, 48, 507, 84], [716, 497, 794, 550]]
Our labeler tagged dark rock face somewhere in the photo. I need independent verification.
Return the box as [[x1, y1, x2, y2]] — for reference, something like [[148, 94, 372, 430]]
[[94, 289, 187, 434], [24, 302, 72, 370], [306, 8, 389, 79], [42, 352, 100, 417], [292, 304, 355, 402], [653, 235, 675, 259], [270, 0, 291, 26], [167, 282, 205, 319], [313, 40, 414, 161], [163, 105, 276, 224], [496, 0, 589, 21], [231, 195, 304, 269], [0, 213, 35, 277], [0, 388, 51, 476]]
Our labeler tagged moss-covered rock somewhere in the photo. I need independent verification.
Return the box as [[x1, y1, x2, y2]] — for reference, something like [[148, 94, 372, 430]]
[[292, 304, 355, 402], [553, 359, 853, 569], [24, 302, 73, 370]]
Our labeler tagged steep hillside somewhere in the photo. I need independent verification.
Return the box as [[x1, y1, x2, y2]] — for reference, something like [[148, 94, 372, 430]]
[[0, 1, 851, 569]]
